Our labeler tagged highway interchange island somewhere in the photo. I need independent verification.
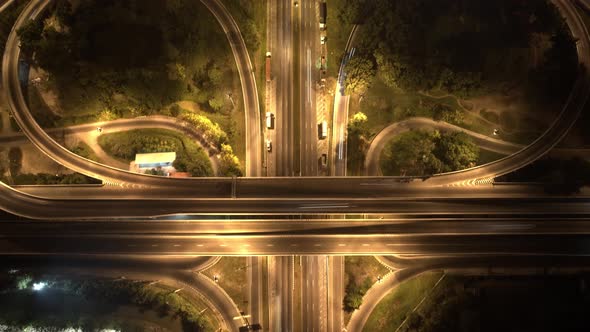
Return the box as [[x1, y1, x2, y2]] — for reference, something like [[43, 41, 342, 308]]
[[3, 0, 590, 331]]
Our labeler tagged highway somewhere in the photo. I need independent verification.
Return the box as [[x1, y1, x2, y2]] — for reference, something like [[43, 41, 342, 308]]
[[299, 0, 320, 176], [6, 218, 590, 255], [301, 255, 327, 332], [269, 0, 294, 177], [268, 256, 294, 332], [326, 256, 343, 332], [266, 1, 296, 330], [247, 256, 265, 330], [9, 181, 590, 219]]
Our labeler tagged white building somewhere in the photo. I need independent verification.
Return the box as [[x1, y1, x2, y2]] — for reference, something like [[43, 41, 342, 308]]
[[130, 152, 176, 174]]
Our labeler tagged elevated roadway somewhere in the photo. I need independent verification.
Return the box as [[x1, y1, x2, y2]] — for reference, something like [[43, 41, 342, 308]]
[[4, 218, 590, 255]]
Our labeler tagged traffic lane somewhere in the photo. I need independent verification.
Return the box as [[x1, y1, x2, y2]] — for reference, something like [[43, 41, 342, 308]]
[[281, 256, 293, 332], [9, 184, 590, 219], [327, 256, 344, 332], [0, 254, 218, 271], [13, 178, 557, 200], [4, 233, 590, 255], [14, 218, 590, 236]]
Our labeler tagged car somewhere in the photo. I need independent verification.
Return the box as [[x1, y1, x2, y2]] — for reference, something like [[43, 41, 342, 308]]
[[320, 36, 326, 45], [266, 140, 272, 152], [97, 127, 103, 133], [266, 112, 274, 129], [294, 1, 298, 7], [321, 154, 327, 166]]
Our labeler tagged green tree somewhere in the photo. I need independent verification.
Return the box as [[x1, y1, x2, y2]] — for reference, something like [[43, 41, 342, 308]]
[[431, 104, 463, 124], [8, 147, 22, 176], [16, 19, 43, 57], [381, 130, 479, 176], [218, 144, 242, 177], [381, 130, 442, 176], [435, 132, 479, 172], [16, 274, 33, 290], [345, 56, 375, 95]]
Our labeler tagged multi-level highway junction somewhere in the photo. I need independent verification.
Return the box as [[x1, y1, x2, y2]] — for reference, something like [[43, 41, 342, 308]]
[[3, 1, 590, 331], [0, 0, 589, 254]]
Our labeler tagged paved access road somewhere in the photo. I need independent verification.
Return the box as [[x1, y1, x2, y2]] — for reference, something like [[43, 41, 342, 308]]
[[364, 117, 522, 176], [199, 0, 262, 177]]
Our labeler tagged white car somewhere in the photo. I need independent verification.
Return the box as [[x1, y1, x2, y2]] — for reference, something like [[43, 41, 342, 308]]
[[320, 36, 326, 45], [266, 112, 274, 129], [266, 140, 272, 152]]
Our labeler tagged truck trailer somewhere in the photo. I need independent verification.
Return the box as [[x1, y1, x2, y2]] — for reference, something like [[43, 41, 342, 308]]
[[319, 2, 326, 30]]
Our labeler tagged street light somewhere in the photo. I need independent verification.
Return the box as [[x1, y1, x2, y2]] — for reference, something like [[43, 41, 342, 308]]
[[32, 282, 47, 291]]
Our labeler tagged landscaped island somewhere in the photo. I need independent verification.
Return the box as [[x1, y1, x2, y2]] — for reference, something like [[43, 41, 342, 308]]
[[337, 0, 578, 175]]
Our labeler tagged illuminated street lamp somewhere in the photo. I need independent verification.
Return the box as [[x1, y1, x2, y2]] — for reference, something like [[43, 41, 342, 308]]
[[32, 282, 47, 291]]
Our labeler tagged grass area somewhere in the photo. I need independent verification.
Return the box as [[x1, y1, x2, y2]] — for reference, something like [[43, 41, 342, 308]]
[[343, 0, 577, 172], [326, 0, 353, 78], [363, 272, 443, 332], [0, 0, 27, 55], [0, 273, 219, 332], [178, 101, 245, 166], [69, 141, 99, 162], [97, 128, 213, 177], [358, 77, 472, 137], [21, 0, 243, 160], [222, 0, 267, 117], [478, 149, 508, 165], [202, 257, 249, 311], [9, 172, 101, 185], [397, 274, 590, 332], [343, 256, 390, 322]]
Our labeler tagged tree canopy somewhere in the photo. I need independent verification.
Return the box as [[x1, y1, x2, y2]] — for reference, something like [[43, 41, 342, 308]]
[[381, 130, 479, 176]]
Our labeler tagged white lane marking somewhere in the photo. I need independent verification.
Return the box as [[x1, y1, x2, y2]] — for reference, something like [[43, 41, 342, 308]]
[[307, 48, 312, 103], [338, 125, 344, 159], [299, 205, 349, 209]]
